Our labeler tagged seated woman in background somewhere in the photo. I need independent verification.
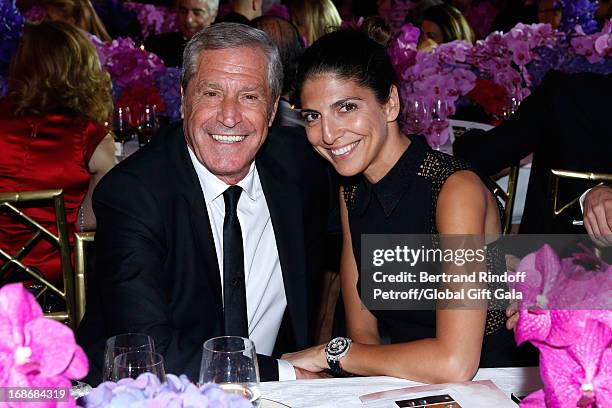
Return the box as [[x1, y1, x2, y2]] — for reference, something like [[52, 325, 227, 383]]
[[0, 21, 114, 286], [42, 0, 111, 41], [289, 0, 343, 46], [419, 3, 474, 51], [282, 24, 523, 383]]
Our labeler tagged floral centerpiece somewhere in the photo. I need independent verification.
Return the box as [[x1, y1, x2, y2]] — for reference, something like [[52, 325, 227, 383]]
[[82, 373, 251, 408], [0, 283, 88, 408], [506, 245, 612, 407]]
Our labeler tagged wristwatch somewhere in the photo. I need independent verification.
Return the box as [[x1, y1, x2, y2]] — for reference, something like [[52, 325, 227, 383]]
[[325, 337, 352, 376]]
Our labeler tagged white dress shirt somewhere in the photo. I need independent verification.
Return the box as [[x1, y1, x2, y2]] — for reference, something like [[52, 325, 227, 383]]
[[188, 148, 296, 380]]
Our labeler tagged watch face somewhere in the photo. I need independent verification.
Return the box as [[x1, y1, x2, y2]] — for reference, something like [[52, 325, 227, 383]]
[[327, 337, 349, 357]]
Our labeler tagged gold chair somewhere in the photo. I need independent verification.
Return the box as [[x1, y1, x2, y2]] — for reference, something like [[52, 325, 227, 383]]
[[548, 169, 612, 220], [484, 165, 520, 235], [74, 231, 94, 326], [0, 190, 77, 328]]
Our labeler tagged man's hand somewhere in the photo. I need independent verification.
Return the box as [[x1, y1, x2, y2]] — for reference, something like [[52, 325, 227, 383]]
[[294, 367, 333, 379], [583, 184, 612, 247], [281, 344, 327, 373]]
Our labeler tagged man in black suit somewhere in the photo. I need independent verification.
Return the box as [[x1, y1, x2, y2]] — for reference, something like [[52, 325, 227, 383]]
[[144, 0, 219, 67], [77, 23, 330, 384], [453, 71, 612, 233]]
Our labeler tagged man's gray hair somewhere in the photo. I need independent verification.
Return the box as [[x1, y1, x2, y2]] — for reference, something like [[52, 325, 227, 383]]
[[181, 23, 284, 104]]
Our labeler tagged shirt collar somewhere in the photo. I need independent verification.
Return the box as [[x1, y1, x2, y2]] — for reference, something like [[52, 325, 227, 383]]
[[188, 146, 261, 204]]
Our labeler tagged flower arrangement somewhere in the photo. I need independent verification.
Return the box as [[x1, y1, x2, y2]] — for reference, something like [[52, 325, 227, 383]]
[[0, 283, 88, 408], [389, 20, 612, 147], [82, 373, 252, 408], [506, 245, 612, 407], [122, 2, 178, 40], [0, 0, 24, 77]]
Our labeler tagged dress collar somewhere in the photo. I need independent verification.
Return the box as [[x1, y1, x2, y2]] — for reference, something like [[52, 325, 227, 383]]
[[354, 135, 429, 217]]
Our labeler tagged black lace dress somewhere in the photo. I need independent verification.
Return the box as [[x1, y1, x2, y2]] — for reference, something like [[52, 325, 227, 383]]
[[342, 134, 521, 367]]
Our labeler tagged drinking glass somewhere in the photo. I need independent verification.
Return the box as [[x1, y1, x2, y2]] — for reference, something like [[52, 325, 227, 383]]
[[199, 336, 260, 406], [138, 105, 159, 147], [429, 99, 450, 150], [102, 333, 155, 382], [113, 106, 136, 144], [113, 351, 166, 382], [404, 99, 428, 134]]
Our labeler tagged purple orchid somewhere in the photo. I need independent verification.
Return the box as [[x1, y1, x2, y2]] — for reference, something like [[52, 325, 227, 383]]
[[0, 283, 88, 408], [123, 2, 178, 39], [82, 373, 252, 408]]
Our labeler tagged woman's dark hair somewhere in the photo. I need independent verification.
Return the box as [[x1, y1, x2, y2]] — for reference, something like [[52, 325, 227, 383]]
[[421, 3, 474, 43], [251, 15, 303, 97], [295, 23, 396, 106]]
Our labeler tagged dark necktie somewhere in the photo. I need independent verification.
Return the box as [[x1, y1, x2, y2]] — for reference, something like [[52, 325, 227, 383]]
[[222, 185, 248, 337]]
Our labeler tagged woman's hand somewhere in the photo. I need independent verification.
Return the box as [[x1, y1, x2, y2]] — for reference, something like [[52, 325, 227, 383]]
[[282, 344, 328, 373]]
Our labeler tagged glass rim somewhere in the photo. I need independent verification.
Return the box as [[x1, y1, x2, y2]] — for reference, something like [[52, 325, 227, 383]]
[[105, 333, 153, 346], [203, 336, 255, 353], [113, 351, 164, 366]]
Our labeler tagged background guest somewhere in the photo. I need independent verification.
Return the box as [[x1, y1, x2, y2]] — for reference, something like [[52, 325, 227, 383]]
[[418, 3, 474, 51], [536, 0, 562, 29], [250, 15, 304, 127], [289, 0, 343, 46], [144, 0, 219, 67], [216, 0, 263, 23], [0, 21, 114, 286], [453, 71, 612, 234], [42, 0, 111, 41]]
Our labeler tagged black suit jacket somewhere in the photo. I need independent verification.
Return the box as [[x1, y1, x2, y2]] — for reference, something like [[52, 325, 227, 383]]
[[77, 123, 330, 384], [454, 72, 612, 233]]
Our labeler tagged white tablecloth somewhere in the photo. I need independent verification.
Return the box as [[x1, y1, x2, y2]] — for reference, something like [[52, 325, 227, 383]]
[[261, 367, 542, 407]]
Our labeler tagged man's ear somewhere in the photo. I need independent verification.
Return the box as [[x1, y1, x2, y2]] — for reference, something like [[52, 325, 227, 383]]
[[268, 97, 280, 127], [384, 85, 401, 122]]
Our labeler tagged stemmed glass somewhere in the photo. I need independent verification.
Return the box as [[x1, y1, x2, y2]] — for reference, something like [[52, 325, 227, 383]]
[[138, 105, 159, 147], [113, 351, 166, 382], [429, 98, 450, 150], [113, 106, 136, 160], [404, 99, 429, 135], [102, 333, 155, 382], [199, 336, 261, 406]]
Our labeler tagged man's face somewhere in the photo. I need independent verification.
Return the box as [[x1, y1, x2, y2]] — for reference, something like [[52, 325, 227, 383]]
[[178, 0, 217, 39], [182, 47, 278, 184]]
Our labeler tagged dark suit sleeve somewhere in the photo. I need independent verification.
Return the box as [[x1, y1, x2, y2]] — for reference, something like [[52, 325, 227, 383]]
[[453, 72, 559, 175]]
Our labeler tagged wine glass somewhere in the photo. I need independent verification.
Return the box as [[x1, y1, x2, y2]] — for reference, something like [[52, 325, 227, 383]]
[[199, 336, 260, 406], [429, 99, 450, 150], [113, 106, 136, 160], [102, 333, 155, 382], [138, 105, 159, 147], [113, 351, 166, 382], [404, 99, 428, 134]]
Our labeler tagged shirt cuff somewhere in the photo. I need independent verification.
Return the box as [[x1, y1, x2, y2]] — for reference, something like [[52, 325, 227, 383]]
[[579, 188, 592, 214], [277, 359, 297, 381]]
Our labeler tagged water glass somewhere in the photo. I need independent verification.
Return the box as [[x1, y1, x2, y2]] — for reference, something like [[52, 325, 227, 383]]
[[113, 351, 166, 382], [102, 333, 155, 382], [199, 336, 260, 406]]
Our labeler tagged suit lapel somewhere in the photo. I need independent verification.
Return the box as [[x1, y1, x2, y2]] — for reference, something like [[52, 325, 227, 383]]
[[169, 127, 223, 325], [256, 154, 308, 348]]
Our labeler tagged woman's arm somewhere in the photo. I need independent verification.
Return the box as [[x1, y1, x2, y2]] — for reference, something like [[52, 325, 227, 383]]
[[78, 133, 115, 231], [339, 187, 381, 345]]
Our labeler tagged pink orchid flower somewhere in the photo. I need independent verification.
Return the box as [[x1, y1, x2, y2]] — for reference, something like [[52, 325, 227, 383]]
[[0, 283, 88, 408]]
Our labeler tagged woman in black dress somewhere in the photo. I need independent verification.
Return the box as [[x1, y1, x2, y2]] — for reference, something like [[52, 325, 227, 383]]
[[282, 26, 518, 383]]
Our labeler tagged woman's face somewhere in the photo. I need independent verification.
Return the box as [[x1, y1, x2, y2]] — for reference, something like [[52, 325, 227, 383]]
[[300, 74, 396, 178], [421, 20, 444, 44]]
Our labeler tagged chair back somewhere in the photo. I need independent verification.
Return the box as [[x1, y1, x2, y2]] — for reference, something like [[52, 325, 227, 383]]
[[548, 169, 612, 220], [0, 190, 76, 328], [73, 231, 95, 326]]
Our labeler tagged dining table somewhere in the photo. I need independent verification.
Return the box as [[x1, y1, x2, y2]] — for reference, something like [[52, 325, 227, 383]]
[[260, 366, 542, 407]]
